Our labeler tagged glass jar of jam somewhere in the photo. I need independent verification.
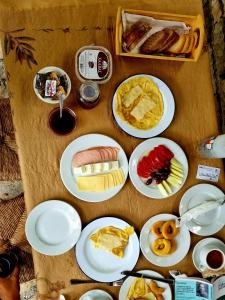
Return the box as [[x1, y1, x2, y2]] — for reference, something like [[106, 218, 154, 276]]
[[78, 81, 100, 109]]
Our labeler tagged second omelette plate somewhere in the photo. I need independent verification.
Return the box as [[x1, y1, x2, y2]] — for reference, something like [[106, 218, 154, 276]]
[[112, 74, 175, 138]]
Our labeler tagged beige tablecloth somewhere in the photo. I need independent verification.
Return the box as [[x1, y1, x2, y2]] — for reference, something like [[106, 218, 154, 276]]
[[0, 0, 224, 299]]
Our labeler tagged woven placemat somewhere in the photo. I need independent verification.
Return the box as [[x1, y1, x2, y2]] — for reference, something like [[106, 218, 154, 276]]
[[0, 99, 21, 181]]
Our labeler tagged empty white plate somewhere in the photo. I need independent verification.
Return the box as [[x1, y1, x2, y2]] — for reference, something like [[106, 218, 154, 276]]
[[140, 213, 191, 267], [179, 184, 225, 236], [25, 200, 81, 255], [119, 270, 172, 300], [112, 74, 175, 138], [75, 217, 140, 282], [60, 133, 128, 202], [79, 289, 113, 300]]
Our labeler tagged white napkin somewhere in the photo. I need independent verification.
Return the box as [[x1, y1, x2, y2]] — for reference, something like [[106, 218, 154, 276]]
[[180, 198, 225, 226]]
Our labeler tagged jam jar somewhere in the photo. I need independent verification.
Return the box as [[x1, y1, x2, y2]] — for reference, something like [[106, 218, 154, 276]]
[[78, 81, 100, 109]]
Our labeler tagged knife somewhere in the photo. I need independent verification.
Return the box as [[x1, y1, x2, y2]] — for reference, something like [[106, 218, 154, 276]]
[[121, 271, 175, 285]]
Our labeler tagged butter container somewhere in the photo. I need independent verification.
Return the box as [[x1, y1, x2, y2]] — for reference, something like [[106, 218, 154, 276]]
[[75, 46, 113, 83], [115, 7, 205, 62]]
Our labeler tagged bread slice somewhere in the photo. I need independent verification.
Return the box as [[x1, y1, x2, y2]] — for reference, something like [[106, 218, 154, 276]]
[[168, 34, 186, 54], [158, 30, 179, 52], [186, 35, 195, 53], [180, 34, 191, 53], [123, 21, 151, 50], [193, 31, 199, 49], [140, 30, 169, 54]]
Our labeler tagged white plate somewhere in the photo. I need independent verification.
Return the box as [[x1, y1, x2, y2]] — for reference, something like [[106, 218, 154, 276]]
[[33, 66, 71, 104], [75, 217, 140, 282], [179, 184, 225, 236], [129, 137, 188, 199], [119, 270, 172, 300], [112, 74, 175, 138], [60, 134, 128, 202], [79, 289, 113, 300], [25, 200, 81, 256], [192, 238, 225, 272], [140, 214, 191, 267]]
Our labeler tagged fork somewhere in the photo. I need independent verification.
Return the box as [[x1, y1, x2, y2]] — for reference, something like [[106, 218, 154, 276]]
[[70, 278, 124, 286]]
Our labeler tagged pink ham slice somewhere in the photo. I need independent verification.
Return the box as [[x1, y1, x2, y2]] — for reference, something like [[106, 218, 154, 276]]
[[72, 146, 119, 167]]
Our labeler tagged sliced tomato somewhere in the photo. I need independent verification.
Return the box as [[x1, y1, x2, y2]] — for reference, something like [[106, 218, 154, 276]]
[[156, 145, 174, 160], [137, 156, 151, 178]]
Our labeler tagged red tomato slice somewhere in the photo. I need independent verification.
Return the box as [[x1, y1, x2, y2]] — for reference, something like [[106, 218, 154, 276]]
[[157, 145, 174, 160]]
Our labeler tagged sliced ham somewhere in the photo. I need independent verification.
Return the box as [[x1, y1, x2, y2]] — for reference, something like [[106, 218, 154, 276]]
[[72, 146, 119, 167]]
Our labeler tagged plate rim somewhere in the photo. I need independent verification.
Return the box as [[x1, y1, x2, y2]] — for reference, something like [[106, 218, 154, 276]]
[[119, 269, 172, 300], [179, 183, 225, 236], [60, 133, 128, 202], [192, 237, 225, 272], [25, 199, 82, 256], [140, 213, 191, 267], [129, 137, 188, 199], [79, 289, 113, 300], [112, 74, 175, 138], [75, 216, 140, 282]]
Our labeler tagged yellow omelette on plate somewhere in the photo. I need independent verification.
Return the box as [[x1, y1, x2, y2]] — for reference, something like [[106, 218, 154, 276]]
[[89, 226, 134, 258], [126, 278, 165, 300], [116, 77, 164, 130]]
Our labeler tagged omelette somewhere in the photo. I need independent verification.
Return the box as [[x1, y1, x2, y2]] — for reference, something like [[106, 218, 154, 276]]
[[127, 278, 157, 300], [89, 226, 134, 258], [116, 77, 164, 130]]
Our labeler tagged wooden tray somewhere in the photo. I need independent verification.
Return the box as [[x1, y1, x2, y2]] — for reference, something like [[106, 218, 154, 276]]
[[115, 7, 205, 62]]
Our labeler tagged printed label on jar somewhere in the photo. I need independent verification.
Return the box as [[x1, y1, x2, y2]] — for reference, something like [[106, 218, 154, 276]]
[[199, 136, 216, 157], [78, 50, 109, 80]]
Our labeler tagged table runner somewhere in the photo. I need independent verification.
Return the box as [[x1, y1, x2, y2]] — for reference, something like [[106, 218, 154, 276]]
[[0, 0, 225, 298]]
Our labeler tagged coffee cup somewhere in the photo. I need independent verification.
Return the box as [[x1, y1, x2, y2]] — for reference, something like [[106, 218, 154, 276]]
[[200, 246, 225, 271], [48, 107, 77, 135], [0, 253, 18, 278]]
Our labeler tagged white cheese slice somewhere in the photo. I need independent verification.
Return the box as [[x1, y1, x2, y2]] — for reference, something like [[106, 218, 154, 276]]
[[123, 85, 143, 107], [130, 94, 156, 121], [73, 160, 119, 176]]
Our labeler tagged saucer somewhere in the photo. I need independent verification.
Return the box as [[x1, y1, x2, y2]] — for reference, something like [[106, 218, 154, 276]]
[[79, 289, 113, 300], [179, 184, 225, 236], [192, 237, 225, 272], [25, 200, 81, 255]]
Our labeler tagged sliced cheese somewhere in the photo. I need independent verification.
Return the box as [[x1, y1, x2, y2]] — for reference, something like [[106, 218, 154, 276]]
[[130, 95, 156, 121], [76, 169, 125, 192], [77, 175, 105, 192], [73, 160, 119, 176], [123, 85, 143, 107]]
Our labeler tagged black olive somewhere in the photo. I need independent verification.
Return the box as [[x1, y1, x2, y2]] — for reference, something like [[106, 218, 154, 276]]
[[146, 178, 153, 185]]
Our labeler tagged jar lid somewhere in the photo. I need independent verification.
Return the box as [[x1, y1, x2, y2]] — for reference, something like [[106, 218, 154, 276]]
[[79, 81, 100, 102], [75, 46, 113, 84]]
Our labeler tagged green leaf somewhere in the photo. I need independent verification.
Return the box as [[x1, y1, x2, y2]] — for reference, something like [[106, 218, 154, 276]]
[[16, 36, 35, 41], [4, 34, 11, 55], [20, 42, 35, 51], [27, 57, 32, 69], [29, 55, 38, 65], [8, 28, 25, 33]]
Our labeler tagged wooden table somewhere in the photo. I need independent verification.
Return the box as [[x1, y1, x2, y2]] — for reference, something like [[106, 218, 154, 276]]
[[0, 0, 224, 299]]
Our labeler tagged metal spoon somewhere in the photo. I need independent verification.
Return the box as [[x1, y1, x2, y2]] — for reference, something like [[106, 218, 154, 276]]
[[59, 93, 65, 118]]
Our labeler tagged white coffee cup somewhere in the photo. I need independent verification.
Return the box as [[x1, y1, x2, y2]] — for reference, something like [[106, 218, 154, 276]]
[[200, 246, 225, 271]]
